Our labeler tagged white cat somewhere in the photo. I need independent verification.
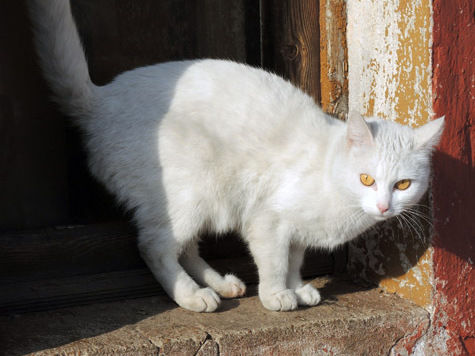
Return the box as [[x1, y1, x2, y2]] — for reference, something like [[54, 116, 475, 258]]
[[29, 0, 444, 312]]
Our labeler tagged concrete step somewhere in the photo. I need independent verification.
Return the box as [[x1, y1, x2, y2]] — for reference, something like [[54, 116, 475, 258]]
[[0, 276, 429, 355]]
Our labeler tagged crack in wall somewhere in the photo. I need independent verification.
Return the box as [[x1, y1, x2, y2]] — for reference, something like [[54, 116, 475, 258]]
[[193, 332, 220, 356], [193, 333, 212, 356], [388, 316, 431, 356]]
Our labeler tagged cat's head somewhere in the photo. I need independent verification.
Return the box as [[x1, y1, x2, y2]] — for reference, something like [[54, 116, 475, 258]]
[[341, 112, 444, 221]]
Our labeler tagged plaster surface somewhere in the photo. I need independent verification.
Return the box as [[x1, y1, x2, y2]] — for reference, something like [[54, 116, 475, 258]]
[[346, 0, 434, 308], [347, 0, 433, 126]]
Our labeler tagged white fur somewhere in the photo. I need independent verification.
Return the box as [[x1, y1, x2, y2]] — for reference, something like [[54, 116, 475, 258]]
[[29, 0, 444, 312]]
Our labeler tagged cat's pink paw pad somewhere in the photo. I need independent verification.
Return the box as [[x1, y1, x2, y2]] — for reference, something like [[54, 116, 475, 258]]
[[295, 284, 321, 306], [260, 289, 298, 311], [218, 274, 246, 298]]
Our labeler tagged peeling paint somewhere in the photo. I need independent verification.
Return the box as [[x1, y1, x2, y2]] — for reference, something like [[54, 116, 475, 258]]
[[345, 0, 473, 353], [347, 0, 432, 126], [382, 248, 433, 309], [389, 316, 430, 356], [347, 0, 435, 311]]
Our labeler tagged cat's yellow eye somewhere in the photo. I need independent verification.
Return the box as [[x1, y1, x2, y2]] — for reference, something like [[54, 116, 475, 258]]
[[395, 179, 411, 190], [360, 174, 375, 187]]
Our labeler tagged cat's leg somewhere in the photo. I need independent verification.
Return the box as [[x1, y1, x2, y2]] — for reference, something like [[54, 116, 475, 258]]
[[247, 220, 298, 311], [138, 227, 220, 312], [180, 241, 246, 298], [287, 244, 321, 306]]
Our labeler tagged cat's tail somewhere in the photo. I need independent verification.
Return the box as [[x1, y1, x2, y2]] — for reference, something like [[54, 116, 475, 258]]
[[28, 0, 97, 119]]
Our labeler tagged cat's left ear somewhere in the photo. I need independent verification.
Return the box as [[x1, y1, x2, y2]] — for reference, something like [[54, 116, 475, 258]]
[[346, 111, 374, 147], [414, 116, 445, 150]]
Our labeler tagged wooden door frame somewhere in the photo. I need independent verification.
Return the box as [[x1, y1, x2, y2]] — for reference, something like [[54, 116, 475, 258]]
[[1, 0, 348, 314]]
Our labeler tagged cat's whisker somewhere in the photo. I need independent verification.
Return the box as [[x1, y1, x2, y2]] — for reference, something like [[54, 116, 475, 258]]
[[403, 208, 433, 227], [405, 207, 432, 220], [400, 212, 426, 242], [407, 202, 431, 210], [398, 213, 420, 241], [397, 214, 410, 234], [403, 203, 431, 213], [395, 215, 406, 232], [402, 209, 425, 227]]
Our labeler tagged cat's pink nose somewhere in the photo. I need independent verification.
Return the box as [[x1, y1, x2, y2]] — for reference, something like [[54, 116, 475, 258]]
[[377, 202, 389, 214]]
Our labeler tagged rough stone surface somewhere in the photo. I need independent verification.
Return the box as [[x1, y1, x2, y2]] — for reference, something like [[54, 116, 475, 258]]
[[0, 277, 429, 356]]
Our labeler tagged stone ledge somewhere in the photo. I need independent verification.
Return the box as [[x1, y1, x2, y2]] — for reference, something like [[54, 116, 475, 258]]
[[0, 276, 429, 355]]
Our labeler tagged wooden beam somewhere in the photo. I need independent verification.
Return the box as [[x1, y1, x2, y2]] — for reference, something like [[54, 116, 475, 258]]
[[0, 224, 334, 314], [319, 0, 348, 118], [1, 255, 333, 315], [261, 0, 321, 103]]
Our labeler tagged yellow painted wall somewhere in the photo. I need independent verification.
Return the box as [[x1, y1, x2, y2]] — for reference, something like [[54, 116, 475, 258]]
[[347, 0, 433, 127], [345, 0, 434, 307]]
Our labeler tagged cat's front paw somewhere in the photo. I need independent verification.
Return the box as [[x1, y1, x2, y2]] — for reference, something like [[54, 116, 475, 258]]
[[295, 284, 321, 306], [177, 287, 221, 312], [217, 274, 246, 298], [260, 289, 298, 311]]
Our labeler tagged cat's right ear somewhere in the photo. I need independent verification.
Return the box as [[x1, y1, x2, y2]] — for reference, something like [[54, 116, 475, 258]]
[[414, 116, 445, 150], [346, 111, 374, 147]]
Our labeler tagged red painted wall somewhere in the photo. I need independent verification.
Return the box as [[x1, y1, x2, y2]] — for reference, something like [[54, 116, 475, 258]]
[[431, 0, 474, 354]]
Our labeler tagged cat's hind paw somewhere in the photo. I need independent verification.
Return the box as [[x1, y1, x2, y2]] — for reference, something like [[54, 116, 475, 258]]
[[217, 274, 246, 299], [260, 289, 298, 311], [177, 287, 221, 312], [295, 284, 321, 306]]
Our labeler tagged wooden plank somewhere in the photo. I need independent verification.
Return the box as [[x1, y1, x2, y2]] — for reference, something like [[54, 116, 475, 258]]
[[0, 269, 161, 315], [243, 0, 262, 66], [0, 1, 71, 230], [0, 222, 140, 284], [0, 223, 334, 298], [0, 224, 251, 284], [319, 0, 348, 119], [1, 252, 333, 315], [77, 0, 252, 83], [192, 0, 247, 60], [261, 0, 321, 103]]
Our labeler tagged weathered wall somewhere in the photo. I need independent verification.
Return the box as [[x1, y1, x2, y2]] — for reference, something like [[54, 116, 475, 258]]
[[429, 0, 475, 354], [347, 0, 433, 125], [346, 0, 474, 354], [346, 0, 434, 308]]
